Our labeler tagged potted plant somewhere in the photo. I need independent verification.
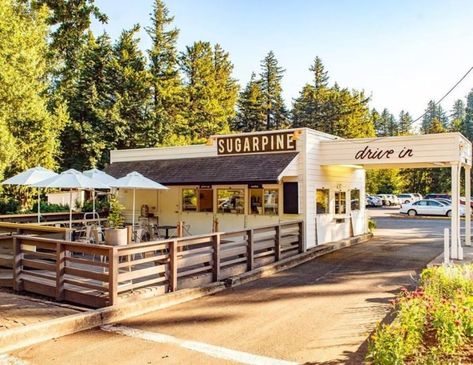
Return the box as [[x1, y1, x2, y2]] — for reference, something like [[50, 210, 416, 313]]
[[104, 194, 127, 246]]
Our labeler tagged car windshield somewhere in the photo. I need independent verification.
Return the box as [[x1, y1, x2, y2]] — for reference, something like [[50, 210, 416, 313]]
[[398, 194, 410, 198]]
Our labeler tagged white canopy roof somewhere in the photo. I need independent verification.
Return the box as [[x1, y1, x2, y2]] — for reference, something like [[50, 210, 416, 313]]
[[109, 171, 167, 190], [1, 166, 58, 186], [31, 169, 109, 189], [83, 168, 117, 186]]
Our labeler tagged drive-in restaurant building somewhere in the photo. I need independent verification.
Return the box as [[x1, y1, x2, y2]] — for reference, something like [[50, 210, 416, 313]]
[[106, 128, 472, 255]]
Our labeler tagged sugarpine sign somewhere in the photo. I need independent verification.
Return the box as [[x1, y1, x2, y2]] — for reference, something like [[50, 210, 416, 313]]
[[217, 132, 296, 155], [354, 146, 414, 160]]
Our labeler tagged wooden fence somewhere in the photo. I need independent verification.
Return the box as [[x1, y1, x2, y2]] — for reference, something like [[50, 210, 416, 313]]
[[6, 220, 303, 308]]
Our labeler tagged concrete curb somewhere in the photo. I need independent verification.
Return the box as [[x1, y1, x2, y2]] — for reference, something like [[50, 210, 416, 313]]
[[0, 233, 372, 354], [383, 214, 465, 221]]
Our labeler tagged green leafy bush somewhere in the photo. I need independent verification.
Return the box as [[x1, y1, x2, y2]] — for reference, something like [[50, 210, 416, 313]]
[[367, 264, 473, 364], [35, 202, 69, 213], [368, 218, 377, 232], [0, 198, 21, 214], [107, 195, 124, 229]]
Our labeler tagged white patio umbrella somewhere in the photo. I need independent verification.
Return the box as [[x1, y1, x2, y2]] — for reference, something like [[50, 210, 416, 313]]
[[109, 172, 167, 228], [82, 168, 117, 215], [31, 169, 109, 228], [1, 166, 58, 223]]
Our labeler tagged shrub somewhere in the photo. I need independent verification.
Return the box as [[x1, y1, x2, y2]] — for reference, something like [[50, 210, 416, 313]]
[[368, 218, 377, 232], [0, 198, 21, 214], [107, 195, 124, 229], [36, 202, 69, 213], [367, 264, 473, 364]]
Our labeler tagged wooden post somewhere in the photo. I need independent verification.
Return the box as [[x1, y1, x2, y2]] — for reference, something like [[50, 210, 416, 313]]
[[169, 240, 178, 292], [212, 234, 220, 282], [465, 165, 471, 246], [213, 218, 219, 233], [247, 229, 254, 271], [55, 243, 66, 301], [126, 226, 132, 244], [298, 221, 304, 253], [177, 221, 183, 238], [12, 237, 23, 292], [275, 225, 281, 261], [108, 247, 118, 306]]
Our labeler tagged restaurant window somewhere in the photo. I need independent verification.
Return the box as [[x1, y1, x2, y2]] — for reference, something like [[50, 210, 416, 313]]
[[182, 188, 214, 212], [217, 189, 245, 214], [316, 189, 330, 214], [335, 191, 346, 214], [249, 189, 279, 215], [182, 189, 197, 211], [351, 189, 360, 211]]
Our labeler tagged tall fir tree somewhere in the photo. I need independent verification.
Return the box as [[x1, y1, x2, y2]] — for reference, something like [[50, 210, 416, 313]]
[[146, 0, 184, 145], [450, 99, 465, 132], [398, 110, 412, 135], [292, 57, 374, 138], [421, 100, 448, 133], [108, 25, 152, 151], [61, 32, 115, 169], [180, 41, 238, 140], [233, 73, 266, 132], [259, 51, 288, 130]]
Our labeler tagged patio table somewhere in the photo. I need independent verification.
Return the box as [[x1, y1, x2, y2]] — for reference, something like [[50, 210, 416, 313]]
[[155, 225, 177, 239]]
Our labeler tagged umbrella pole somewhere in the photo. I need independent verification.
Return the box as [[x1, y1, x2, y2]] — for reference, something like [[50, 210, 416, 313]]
[[92, 189, 96, 215], [69, 190, 73, 229], [132, 189, 136, 230], [37, 188, 41, 223]]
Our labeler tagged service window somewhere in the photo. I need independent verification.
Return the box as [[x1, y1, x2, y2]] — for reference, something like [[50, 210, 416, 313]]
[[182, 189, 198, 211], [264, 189, 279, 215], [199, 189, 213, 212], [249, 189, 263, 214], [351, 189, 360, 211], [217, 189, 245, 214], [316, 189, 330, 214], [335, 191, 346, 214]]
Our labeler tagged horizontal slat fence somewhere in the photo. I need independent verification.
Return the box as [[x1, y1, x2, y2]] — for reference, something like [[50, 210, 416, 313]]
[[7, 220, 303, 308]]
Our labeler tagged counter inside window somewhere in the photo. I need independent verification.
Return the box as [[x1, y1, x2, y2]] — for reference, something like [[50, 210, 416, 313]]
[[217, 189, 245, 214]]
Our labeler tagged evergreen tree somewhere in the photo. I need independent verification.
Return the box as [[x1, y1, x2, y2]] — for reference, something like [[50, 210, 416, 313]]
[[310, 56, 329, 90], [450, 99, 465, 132], [146, 0, 184, 145], [108, 25, 152, 150], [233, 73, 266, 132], [292, 57, 374, 138], [180, 41, 238, 140], [461, 90, 473, 141], [259, 51, 288, 130], [398, 110, 412, 135], [61, 32, 115, 169], [421, 100, 448, 133], [374, 109, 397, 136]]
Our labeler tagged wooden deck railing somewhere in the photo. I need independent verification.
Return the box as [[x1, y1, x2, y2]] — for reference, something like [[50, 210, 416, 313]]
[[6, 220, 303, 308]]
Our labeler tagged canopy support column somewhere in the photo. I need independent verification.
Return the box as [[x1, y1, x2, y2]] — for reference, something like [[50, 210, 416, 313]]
[[465, 165, 471, 247], [451, 163, 460, 259]]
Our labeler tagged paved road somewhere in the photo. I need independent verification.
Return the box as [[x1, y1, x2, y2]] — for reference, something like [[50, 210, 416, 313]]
[[8, 212, 444, 365]]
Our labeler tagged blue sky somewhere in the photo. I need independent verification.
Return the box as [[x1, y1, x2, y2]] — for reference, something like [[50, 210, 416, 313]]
[[92, 1, 473, 125]]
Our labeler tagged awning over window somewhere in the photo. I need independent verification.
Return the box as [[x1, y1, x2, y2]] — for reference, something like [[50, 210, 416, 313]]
[[105, 152, 298, 186]]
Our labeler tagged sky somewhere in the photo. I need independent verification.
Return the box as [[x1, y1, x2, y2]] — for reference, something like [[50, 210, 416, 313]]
[[92, 0, 473, 124]]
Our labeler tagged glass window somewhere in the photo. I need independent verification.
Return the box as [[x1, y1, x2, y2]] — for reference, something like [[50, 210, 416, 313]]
[[335, 191, 346, 214], [217, 189, 245, 214], [351, 189, 360, 211], [428, 200, 441, 207], [182, 189, 198, 211], [249, 189, 263, 214], [264, 189, 279, 215], [199, 189, 213, 212], [316, 189, 329, 214]]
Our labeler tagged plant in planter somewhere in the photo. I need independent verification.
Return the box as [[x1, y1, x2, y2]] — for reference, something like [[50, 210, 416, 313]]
[[104, 195, 127, 246]]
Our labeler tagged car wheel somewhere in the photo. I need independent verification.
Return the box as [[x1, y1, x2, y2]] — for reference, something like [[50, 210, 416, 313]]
[[447, 210, 452, 217], [408, 209, 417, 216], [405, 200, 410, 204]]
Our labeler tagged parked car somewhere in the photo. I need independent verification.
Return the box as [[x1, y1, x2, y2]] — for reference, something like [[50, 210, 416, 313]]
[[400, 199, 465, 217], [376, 194, 398, 206], [411, 193, 423, 201], [424, 193, 451, 200], [460, 197, 473, 209], [366, 195, 383, 207], [387, 194, 400, 206], [397, 193, 417, 204]]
